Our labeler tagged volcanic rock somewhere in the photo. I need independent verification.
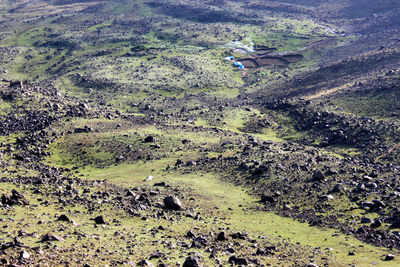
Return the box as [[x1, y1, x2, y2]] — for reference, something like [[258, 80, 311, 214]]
[[137, 259, 154, 266], [260, 194, 275, 204], [183, 255, 202, 267], [1, 190, 29, 206], [361, 217, 372, 224], [20, 251, 30, 260], [41, 232, 65, 242], [163, 196, 183, 210], [94, 215, 106, 224], [57, 214, 72, 223], [228, 256, 247, 265], [216, 231, 227, 241], [312, 170, 325, 181], [384, 254, 395, 261], [371, 219, 382, 228], [144, 136, 156, 143]]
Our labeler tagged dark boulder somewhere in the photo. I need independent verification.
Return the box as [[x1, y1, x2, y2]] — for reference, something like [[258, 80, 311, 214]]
[[231, 232, 247, 239], [9, 80, 23, 88], [228, 256, 247, 265], [74, 126, 92, 133], [384, 254, 395, 261], [144, 136, 156, 143], [57, 214, 71, 223], [312, 170, 325, 181], [137, 259, 154, 266], [260, 194, 275, 204], [186, 230, 195, 238], [163, 196, 183, 210], [126, 189, 136, 197], [154, 182, 166, 187], [361, 217, 372, 224], [216, 231, 227, 241], [94, 215, 106, 224], [40, 232, 65, 242], [182, 256, 202, 267], [1, 190, 29, 206], [331, 183, 344, 193], [390, 218, 400, 228], [371, 219, 382, 228]]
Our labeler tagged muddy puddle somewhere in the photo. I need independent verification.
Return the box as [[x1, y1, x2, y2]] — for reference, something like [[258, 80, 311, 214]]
[[241, 53, 303, 68]]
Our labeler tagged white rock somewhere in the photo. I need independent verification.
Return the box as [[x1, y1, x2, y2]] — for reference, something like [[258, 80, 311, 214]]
[[145, 175, 153, 181], [21, 251, 30, 259]]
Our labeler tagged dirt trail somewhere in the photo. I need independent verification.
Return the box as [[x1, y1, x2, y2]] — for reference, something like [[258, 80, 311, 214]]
[[304, 82, 354, 100]]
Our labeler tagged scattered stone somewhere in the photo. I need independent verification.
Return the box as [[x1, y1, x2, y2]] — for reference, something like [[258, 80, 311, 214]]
[[331, 183, 345, 193], [384, 254, 395, 261], [126, 189, 136, 197], [371, 219, 382, 228], [256, 248, 266, 255], [182, 139, 190, 144], [145, 175, 154, 182], [1, 189, 29, 206], [20, 251, 30, 260], [74, 126, 92, 133], [163, 196, 183, 211], [182, 255, 202, 267], [260, 194, 275, 204], [361, 217, 372, 224], [312, 170, 325, 181], [41, 232, 65, 242], [186, 230, 195, 238], [216, 231, 227, 241], [228, 256, 247, 265], [94, 215, 106, 224], [319, 194, 334, 201], [231, 232, 247, 239], [144, 136, 156, 143], [57, 214, 71, 223], [137, 259, 154, 266]]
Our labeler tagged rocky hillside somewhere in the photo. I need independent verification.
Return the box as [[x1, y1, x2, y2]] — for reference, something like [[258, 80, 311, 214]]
[[0, 0, 399, 266]]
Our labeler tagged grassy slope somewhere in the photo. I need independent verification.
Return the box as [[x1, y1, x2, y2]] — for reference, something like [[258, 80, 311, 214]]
[[77, 162, 400, 266], [0, 0, 399, 265]]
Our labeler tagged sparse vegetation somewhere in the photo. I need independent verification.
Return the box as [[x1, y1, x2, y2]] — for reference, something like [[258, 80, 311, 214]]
[[0, 0, 399, 266]]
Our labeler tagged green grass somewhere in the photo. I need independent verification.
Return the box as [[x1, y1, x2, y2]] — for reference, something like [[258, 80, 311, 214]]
[[12, 26, 52, 47], [255, 128, 284, 142], [330, 145, 362, 158], [87, 20, 113, 32], [330, 84, 400, 119], [0, 99, 13, 115], [56, 76, 90, 99], [0, 178, 365, 266], [0, 182, 208, 264], [108, 0, 152, 16], [76, 163, 400, 266], [244, 17, 335, 52], [45, 119, 226, 169]]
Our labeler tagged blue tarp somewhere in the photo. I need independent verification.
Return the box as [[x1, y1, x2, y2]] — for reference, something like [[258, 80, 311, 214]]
[[224, 56, 235, 61]]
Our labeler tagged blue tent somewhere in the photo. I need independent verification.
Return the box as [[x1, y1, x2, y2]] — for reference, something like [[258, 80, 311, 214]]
[[233, 62, 244, 70]]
